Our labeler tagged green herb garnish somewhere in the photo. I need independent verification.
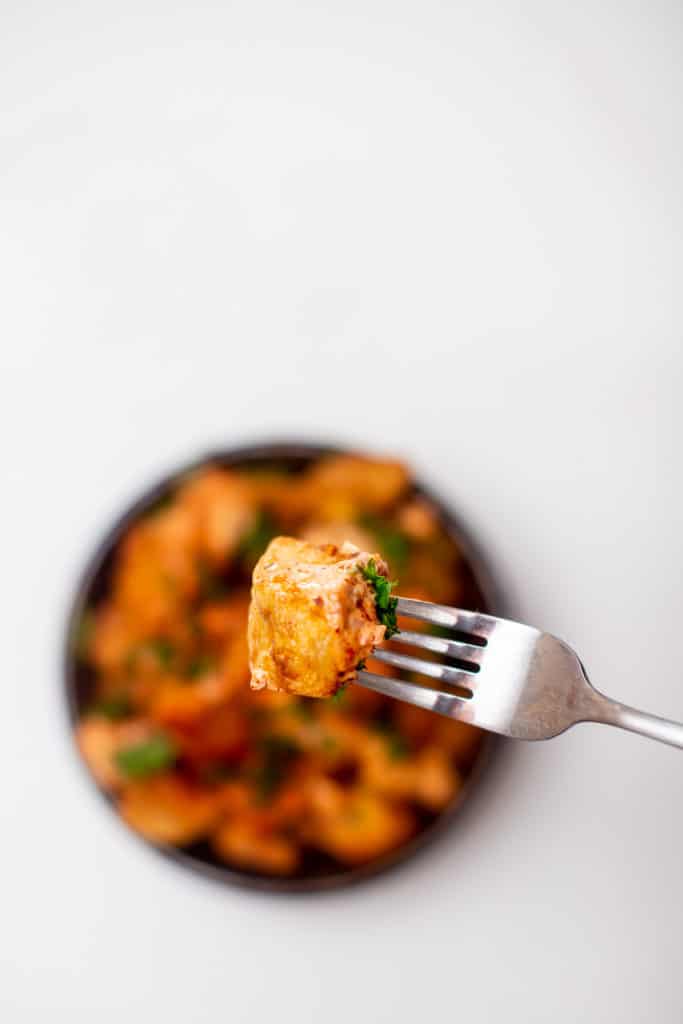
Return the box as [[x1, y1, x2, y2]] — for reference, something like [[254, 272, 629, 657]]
[[372, 720, 410, 760], [332, 685, 348, 704], [356, 659, 367, 671], [115, 734, 177, 779], [147, 638, 175, 670], [187, 653, 217, 679], [94, 695, 133, 720], [127, 638, 176, 673], [238, 510, 277, 566], [254, 735, 300, 801], [359, 559, 400, 639]]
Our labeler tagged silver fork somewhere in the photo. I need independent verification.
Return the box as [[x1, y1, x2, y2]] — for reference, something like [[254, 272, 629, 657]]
[[356, 597, 683, 749]]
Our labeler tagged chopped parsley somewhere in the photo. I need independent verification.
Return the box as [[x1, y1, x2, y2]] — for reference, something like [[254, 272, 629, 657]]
[[254, 735, 300, 801], [372, 720, 410, 760], [332, 685, 348, 704], [187, 653, 217, 679], [94, 695, 133, 720], [238, 510, 277, 566], [115, 734, 177, 779], [147, 638, 175, 670], [126, 638, 176, 674], [359, 559, 400, 639]]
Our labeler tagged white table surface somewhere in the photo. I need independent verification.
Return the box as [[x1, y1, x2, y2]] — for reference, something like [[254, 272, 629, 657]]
[[2, 2, 682, 1021]]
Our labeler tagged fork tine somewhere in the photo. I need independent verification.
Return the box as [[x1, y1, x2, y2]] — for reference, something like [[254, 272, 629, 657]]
[[396, 597, 494, 639], [356, 670, 468, 716], [371, 648, 476, 689], [389, 629, 485, 666]]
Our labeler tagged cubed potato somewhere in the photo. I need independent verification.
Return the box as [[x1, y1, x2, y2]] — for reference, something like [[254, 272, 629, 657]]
[[305, 455, 409, 516], [118, 775, 220, 845], [178, 469, 256, 565], [212, 820, 299, 875], [307, 787, 414, 865], [248, 537, 387, 697], [76, 717, 152, 791]]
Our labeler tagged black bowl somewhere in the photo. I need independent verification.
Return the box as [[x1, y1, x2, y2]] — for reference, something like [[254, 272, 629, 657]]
[[64, 441, 503, 893]]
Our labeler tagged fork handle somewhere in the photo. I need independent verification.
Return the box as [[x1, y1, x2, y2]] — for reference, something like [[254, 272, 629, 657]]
[[590, 694, 683, 750]]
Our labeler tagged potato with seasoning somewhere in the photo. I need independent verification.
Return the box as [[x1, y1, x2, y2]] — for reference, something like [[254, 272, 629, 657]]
[[118, 775, 222, 845], [212, 819, 299, 875], [305, 783, 414, 865], [248, 537, 395, 698]]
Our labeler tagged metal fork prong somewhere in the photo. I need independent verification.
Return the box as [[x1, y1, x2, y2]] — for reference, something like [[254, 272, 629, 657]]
[[356, 670, 468, 716], [396, 597, 493, 639], [389, 629, 485, 666], [371, 596, 683, 749], [371, 648, 476, 689]]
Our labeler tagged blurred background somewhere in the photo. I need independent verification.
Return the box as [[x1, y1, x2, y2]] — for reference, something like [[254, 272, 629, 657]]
[[1, 1, 682, 1021]]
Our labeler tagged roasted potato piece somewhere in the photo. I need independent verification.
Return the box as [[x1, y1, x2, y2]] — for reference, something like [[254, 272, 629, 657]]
[[150, 641, 250, 726], [197, 592, 250, 639], [113, 507, 199, 633], [413, 747, 463, 809], [218, 629, 251, 697], [88, 606, 141, 675], [401, 530, 465, 605], [212, 820, 299, 875], [118, 775, 221, 845], [173, 704, 249, 765], [248, 537, 387, 697], [307, 785, 414, 865], [76, 717, 153, 791], [356, 729, 461, 811], [304, 454, 410, 518], [178, 468, 256, 565], [250, 781, 308, 830], [151, 679, 219, 726], [245, 472, 312, 526], [396, 498, 440, 540]]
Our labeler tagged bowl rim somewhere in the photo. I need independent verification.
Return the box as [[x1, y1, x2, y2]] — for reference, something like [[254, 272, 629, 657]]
[[63, 439, 504, 893]]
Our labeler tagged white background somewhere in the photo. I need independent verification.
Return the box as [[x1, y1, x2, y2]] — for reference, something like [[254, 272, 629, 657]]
[[2, 1, 682, 1021]]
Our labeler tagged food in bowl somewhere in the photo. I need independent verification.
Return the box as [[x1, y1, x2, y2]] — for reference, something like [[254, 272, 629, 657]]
[[70, 449, 489, 883], [248, 537, 394, 698]]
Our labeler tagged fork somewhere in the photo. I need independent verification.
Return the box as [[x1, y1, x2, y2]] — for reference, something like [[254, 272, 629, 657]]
[[356, 597, 683, 749]]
